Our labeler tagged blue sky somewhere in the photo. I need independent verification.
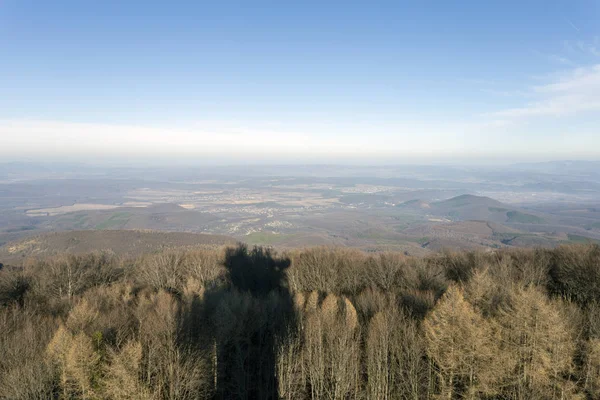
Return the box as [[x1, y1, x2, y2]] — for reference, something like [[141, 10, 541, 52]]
[[0, 0, 599, 164]]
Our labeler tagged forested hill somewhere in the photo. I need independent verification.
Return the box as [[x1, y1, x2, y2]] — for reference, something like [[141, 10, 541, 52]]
[[0, 230, 236, 265]]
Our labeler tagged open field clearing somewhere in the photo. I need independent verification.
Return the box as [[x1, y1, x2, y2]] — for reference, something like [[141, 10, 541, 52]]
[[26, 203, 121, 216], [26, 202, 150, 217]]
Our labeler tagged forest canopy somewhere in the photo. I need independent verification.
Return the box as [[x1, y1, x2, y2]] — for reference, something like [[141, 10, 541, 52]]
[[1, 243, 600, 399]]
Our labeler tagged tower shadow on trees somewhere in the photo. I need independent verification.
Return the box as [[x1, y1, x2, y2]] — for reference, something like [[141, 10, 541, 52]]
[[201, 243, 296, 400], [224, 243, 291, 296]]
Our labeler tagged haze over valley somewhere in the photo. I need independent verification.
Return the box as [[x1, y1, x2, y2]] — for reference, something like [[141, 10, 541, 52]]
[[2, 161, 600, 261]]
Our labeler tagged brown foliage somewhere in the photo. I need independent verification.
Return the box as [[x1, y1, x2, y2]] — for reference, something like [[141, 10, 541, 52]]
[[2, 243, 599, 399], [424, 285, 506, 398], [0, 307, 57, 399]]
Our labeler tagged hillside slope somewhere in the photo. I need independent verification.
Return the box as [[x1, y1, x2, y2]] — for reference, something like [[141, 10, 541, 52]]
[[0, 230, 237, 264], [430, 194, 549, 224]]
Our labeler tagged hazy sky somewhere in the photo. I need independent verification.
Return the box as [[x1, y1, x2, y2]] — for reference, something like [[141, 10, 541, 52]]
[[1, 1, 599, 164]]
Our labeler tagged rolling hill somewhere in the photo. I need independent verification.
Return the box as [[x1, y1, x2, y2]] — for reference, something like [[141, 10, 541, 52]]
[[428, 194, 549, 225], [0, 230, 237, 265]]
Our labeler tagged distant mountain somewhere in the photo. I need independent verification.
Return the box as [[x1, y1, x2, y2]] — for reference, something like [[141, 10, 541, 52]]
[[427, 195, 548, 225], [430, 195, 509, 222], [435, 194, 505, 208]]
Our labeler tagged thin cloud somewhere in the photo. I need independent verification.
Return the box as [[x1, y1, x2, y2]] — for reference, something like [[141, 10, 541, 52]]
[[547, 54, 575, 66], [564, 38, 600, 57], [488, 64, 600, 118], [534, 50, 575, 67], [3, 65, 600, 161], [566, 18, 580, 33], [576, 41, 600, 57]]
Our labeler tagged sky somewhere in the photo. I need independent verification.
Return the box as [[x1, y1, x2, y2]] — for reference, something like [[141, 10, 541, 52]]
[[0, 0, 599, 165]]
